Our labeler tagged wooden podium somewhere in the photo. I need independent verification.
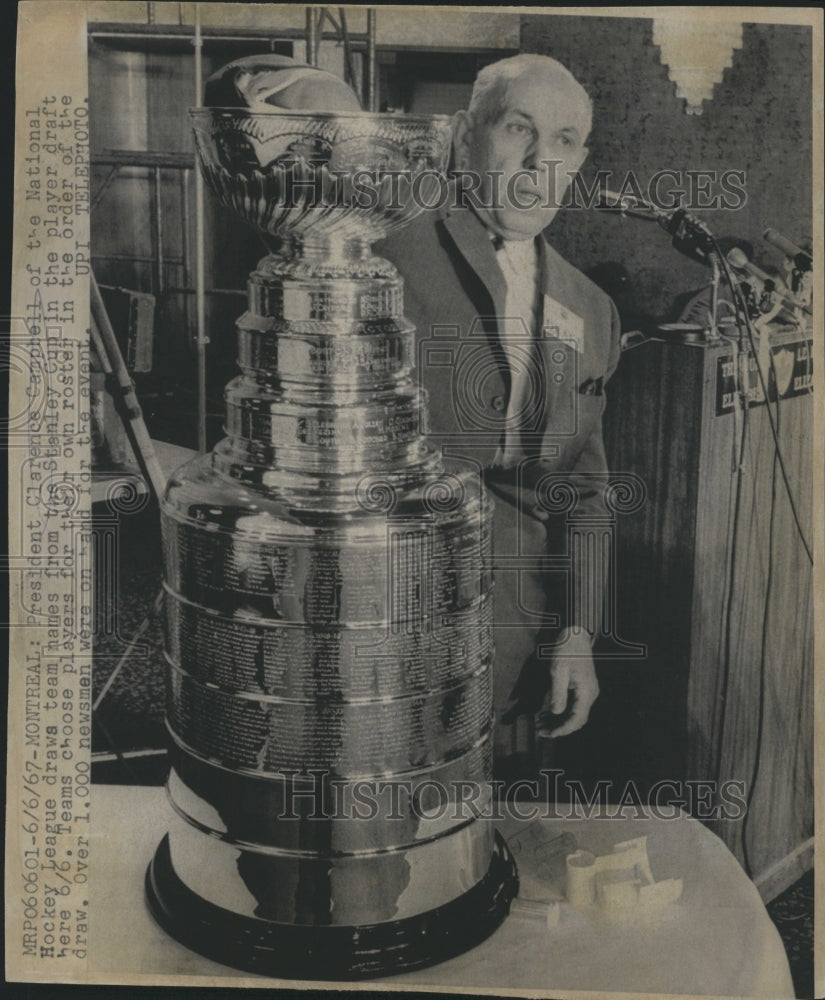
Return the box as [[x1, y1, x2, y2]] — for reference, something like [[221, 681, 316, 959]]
[[603, 330, 814, 894]]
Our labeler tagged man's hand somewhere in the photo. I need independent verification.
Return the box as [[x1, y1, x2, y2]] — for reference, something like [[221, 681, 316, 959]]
[[537, 627, 599, 739]]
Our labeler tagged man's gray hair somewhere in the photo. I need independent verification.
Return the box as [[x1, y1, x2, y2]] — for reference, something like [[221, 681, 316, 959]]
[[468, 53, 592, 127]]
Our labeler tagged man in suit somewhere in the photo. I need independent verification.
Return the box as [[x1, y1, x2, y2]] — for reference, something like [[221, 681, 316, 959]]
[[379, 54, 621, 775]]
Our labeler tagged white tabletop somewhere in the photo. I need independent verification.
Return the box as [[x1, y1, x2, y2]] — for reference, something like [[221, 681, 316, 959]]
[[87, 785, 793, 996]]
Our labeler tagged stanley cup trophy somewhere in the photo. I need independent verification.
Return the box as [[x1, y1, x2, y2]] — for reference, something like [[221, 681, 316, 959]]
[[146, 59, 518, 979]]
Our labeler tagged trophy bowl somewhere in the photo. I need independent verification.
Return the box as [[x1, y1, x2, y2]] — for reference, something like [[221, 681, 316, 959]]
[[190, 109, 453, 244]]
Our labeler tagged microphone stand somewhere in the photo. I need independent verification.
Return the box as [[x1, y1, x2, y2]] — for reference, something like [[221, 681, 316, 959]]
[[707, 250, 722, 342], [597, 193, 725, 339]]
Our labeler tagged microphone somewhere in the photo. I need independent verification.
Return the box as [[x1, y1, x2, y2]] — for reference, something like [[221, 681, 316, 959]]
[[599, 190, 702, 231], [727, 248, 811, 315], [763, 228, 812, 270], [598, 191, 715, 264]]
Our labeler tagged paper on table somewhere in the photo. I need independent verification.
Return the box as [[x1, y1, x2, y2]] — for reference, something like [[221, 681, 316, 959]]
[[565, 835, 684, 916]]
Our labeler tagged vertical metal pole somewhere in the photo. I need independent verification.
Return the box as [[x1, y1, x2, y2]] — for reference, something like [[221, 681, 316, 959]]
[[194, 5, 207, 453], [180, 168, 191, 343], [305, 7, 317, 66], [338, 9, 358, 95], [366, 9, 377, 111], [153, 165, 164, 295]]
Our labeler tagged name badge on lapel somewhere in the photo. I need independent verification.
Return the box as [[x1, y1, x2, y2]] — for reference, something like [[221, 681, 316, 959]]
[[542, 294, 585, 356]]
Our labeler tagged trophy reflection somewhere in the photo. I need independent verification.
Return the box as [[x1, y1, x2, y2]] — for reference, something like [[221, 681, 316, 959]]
[[146, 61, 517, 979]]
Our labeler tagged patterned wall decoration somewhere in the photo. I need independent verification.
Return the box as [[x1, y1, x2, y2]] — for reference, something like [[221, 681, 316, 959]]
[[652, 20, 743, 116]]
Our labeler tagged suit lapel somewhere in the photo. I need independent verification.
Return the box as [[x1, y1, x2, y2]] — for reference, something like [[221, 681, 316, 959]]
[[439, 206, 510, 444], [538, 237, 582, 444], [538, 238, 586, 341], [440, 206, 508, 320], [435, 210, 590, 462]]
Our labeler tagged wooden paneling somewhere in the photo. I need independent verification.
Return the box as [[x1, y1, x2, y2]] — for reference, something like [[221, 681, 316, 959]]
[[601, 341, 708, 786], [604, 337, 813, 878]]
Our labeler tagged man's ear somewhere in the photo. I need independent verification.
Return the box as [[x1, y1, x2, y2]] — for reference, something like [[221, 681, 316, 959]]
[[452, 110, 473, 172]]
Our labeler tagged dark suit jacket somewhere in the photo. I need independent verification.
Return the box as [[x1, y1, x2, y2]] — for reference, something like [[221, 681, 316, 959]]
[[378, 200, 621, 753]]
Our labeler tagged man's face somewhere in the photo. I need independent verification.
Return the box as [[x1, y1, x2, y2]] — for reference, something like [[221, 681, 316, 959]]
[[459, 65, 591, 241]]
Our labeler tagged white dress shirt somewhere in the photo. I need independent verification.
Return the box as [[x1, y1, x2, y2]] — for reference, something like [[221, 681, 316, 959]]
[[492, 236, 542, 467]]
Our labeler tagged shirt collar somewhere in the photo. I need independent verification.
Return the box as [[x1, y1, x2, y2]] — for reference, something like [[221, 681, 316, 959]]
[[491, 231, 538, 273]]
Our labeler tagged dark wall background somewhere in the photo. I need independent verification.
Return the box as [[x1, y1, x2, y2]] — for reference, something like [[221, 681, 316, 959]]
[[521, 15, 813, 320]]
